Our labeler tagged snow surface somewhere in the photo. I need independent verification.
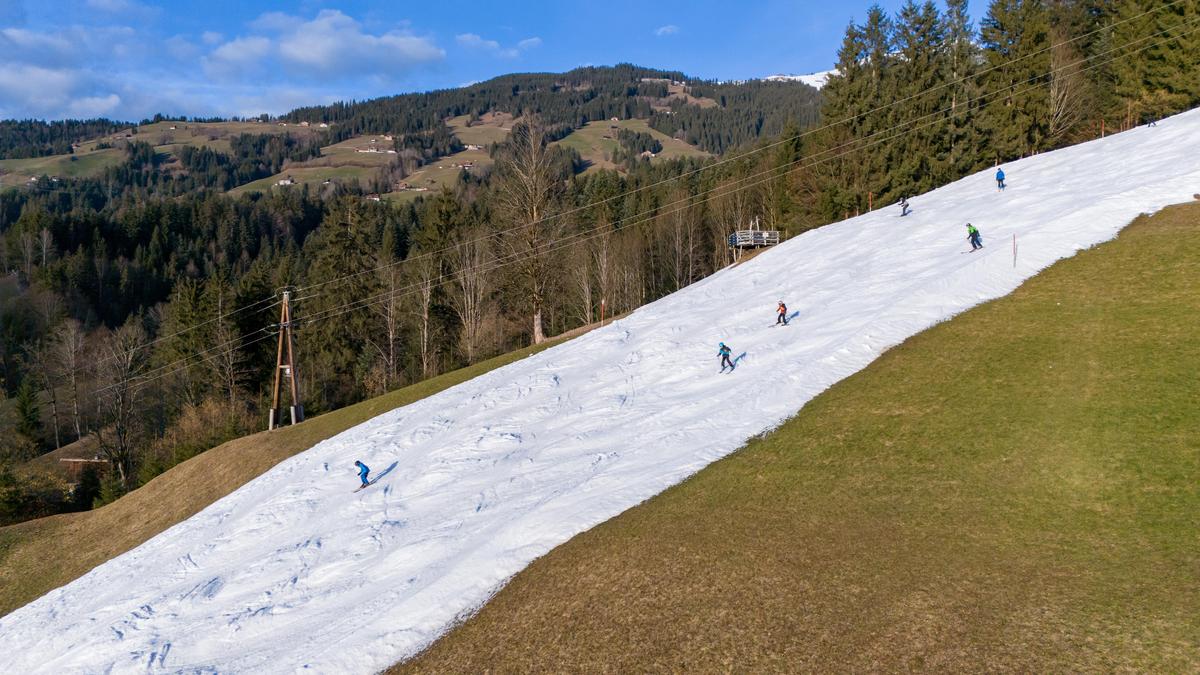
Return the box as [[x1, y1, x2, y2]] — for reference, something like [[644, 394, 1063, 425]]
[[5, 110, 1200, 674], [764, 69, 836, 89]]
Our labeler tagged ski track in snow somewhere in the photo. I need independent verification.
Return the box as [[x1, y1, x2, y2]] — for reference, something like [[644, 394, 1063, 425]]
[[4, 111, 1200, 674]]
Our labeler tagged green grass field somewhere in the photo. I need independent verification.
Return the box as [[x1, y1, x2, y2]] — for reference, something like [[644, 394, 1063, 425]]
[[1, 121, 320, 189], [0, 333, 596, 618], [554, 118, 710, 173], [399, 203, 1200, 671], [383, 147, 494, 203], [229, 164, 381, 196], [0, 148, 125, 187], [446, 113, 513, 146]]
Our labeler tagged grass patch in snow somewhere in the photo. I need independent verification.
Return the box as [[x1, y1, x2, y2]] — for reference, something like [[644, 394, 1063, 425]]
[[399, 203, 1200, 671]]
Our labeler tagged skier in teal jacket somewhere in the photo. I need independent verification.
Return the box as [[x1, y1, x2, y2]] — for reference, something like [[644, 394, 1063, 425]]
[[718, 342, 734, 371]]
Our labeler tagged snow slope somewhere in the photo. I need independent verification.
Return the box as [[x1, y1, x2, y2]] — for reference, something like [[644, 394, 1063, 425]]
[[764, 69, 836, 89], [5, 110, 1200, 674]]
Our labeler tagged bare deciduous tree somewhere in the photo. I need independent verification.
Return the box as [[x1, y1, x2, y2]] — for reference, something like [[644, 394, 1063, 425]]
[[1048, 35, 1087, 144], [18, 230, 35, 279], [407, 253, 441, 378], [207, 290, 246, 404], [24, 340, 62, 450], [665, 190, 699, 291], [38, 227, 54, 268], [367, 256, 403, 390], [492, 117, 564, 344], [448, 229, 493, 364], [570, 241, 594, 325], [95, 323, 149, 488], [590, 217, 615, 318], [53, 319, 86, 440]]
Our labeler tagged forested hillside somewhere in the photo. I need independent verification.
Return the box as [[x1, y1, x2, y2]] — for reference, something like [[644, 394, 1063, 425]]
[[1, 0, 1197, 529], [284, 64, 823, 155], [0, 120, 126, 160]]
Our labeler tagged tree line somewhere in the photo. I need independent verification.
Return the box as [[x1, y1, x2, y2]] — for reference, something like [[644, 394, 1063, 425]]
[[0, 119, 126, 159]]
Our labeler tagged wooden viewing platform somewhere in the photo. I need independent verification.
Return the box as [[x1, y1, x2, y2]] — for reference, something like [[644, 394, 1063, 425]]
[[728, 216, 780, 250]]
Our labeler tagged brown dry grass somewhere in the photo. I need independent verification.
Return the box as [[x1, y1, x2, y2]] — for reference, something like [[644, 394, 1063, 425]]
[[0, 338, 575, 617], [398, 204, 1200, 672]]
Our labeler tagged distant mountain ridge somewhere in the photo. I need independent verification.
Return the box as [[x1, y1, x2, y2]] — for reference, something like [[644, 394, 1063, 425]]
[[763, 70, 837, 90]]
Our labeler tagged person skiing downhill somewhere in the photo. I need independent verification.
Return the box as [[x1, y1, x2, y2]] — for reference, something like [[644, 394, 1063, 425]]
[[718, 342, 735, 372], [966, 223, 983, 251], [776, 300, 789, 326], [354, 460, 371, 489], [995, 167, 1006, 191], [898, 195, 910, 217]]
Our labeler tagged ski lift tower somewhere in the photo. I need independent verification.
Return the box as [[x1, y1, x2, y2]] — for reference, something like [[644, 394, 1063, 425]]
[[727, 216, 780, 260]]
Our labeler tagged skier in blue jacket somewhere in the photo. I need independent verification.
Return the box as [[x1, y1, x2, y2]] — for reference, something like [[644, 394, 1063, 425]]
[[354, 460, 371, 488], [995, 167, 1006, 191], [718, 342, 734, 372]]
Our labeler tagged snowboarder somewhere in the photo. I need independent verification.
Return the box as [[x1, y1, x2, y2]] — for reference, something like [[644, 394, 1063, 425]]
[[718, 342, 735, 372], [354, 460, 371, 489], [898, 195, 910, 217], [966, 223, 983, 251], [776, 300, 789, 326], [995, 167, 1006, 191]]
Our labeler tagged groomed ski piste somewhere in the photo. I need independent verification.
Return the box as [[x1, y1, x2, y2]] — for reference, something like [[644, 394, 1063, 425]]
[[4, 108, 1200, 674]]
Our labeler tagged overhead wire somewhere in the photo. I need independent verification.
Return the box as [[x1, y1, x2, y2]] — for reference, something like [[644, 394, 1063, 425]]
[[83, 9, 1200, 396], [287, 17, 1199, 335], [286, 0, 1188, 301]]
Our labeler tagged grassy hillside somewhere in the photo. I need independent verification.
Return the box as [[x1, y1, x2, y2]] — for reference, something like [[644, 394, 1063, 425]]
[[0, 121, 316, 188], [555, 118, 711, 173], [0, 148, 124, 187], [231, 134, 403, 195], [399, 203, 1200, 671], [446, 113, 513, 146], [0, 335, 586, 617]]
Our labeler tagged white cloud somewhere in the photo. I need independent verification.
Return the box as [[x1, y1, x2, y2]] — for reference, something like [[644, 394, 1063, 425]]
[[0, 9, 445, 120], [1, 25, 139, 67], [65, 93, 122, 118], [275, 10, 443, 77], [202, 35, 271, 79], [1, 27, 75, 61], [164, 34, 199, 61], [456, 33, 499, 50], [655, 24, 680, 36], [249, 11, 302, 32], [457, 32, 539, 59], [0, 64, 79, 116]]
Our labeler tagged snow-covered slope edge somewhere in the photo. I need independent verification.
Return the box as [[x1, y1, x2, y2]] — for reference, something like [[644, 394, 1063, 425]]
[[4, 110, 1200, 674], [764, 69, 836, 89]]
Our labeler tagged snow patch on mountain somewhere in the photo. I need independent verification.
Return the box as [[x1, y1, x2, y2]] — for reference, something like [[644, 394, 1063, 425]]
[[763, 69, 836, 89]]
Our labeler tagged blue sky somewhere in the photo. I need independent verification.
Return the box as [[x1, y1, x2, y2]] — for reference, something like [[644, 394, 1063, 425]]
[[0, 0, 978, 121]]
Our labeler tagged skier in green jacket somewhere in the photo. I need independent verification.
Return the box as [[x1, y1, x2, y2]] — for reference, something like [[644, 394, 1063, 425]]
[[966, 223, 983, 251]]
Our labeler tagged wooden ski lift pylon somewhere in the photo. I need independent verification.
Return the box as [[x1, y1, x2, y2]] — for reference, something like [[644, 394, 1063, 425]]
[[268, 289, 304, 430]]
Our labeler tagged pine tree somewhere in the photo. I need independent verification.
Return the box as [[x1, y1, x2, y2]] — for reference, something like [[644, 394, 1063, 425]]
[[978, 0, 1053, 160], [944, 0, 984, 176], [1108, 0, 1200, 125], [890, 0, 950, 197], [14, 378, 41, 446], [302, 204, 382, 409], [815, 19, 875, 219]]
